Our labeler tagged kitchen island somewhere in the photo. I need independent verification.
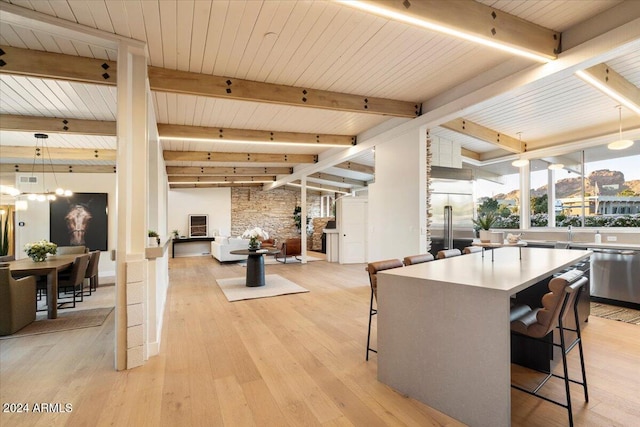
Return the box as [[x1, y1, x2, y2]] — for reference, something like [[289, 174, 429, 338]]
[[376, 247, 592, 427]]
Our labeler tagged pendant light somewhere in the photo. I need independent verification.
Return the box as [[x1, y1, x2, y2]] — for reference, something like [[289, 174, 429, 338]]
[[608, 106, 634, 150], [23, 133, 73, 202], [511, 133, 529, 167]]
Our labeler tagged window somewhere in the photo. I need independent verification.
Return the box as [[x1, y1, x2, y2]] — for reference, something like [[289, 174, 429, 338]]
[[474, 146, 640, 229]]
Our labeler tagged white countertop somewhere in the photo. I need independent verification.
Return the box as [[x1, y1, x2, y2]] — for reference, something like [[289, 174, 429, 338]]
[[381, 247, 591, 294], [524, 239, 640, 251]]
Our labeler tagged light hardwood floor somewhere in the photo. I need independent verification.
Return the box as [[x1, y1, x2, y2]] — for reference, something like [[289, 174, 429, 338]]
[[1, 255, 639, 426]]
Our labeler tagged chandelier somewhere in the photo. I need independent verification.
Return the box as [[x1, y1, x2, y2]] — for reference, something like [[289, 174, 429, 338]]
[[24, 133, 73, 202]]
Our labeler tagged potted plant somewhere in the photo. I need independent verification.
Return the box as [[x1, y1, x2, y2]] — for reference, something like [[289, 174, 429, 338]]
[[171, 229, 180, 239], [148, 230, 160, 246], [24, 240, 57, 262], [473, 212, 496, 243]]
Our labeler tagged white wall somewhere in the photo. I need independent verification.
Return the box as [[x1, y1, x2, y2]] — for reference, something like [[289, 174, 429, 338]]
[[14, 172, 117, 279], [168, 187, 231, 257], [368, 128, 426, 261]]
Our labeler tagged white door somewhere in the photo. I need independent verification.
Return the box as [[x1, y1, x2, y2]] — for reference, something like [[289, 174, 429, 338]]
[[339, 197, 367, 264]]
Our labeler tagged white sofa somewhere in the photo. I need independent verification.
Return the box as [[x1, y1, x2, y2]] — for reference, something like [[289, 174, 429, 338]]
[[211, 237, 250, 262]]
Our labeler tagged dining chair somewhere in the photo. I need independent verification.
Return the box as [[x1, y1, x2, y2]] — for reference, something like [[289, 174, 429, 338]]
[[0, 267, 37, 336], [510, 269, 589, 427], [56, 254, 90, 309], [56, 246, 88, 255], [403, 253, 434, 266], [366, 259, 404, 360], [436, 249, 462, 259], [83, 250, 101, 295]]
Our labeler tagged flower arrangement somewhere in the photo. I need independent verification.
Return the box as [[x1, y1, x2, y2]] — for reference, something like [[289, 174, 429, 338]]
[[242, 227, 269, 249], [24, 240, 57, 262]]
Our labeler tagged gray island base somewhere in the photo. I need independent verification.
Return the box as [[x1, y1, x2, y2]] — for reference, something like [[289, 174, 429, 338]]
[[377, 247, 592, 426]]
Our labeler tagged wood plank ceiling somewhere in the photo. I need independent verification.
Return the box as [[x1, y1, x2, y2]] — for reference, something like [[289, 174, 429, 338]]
[[0, 0, 639, 193]]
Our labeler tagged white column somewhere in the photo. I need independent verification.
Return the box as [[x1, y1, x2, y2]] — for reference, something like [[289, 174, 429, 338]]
[[116, 40, 149, 370], [519, 164, 530, 230], [301, 177, 307, 263], [547, 168, 556, 228]]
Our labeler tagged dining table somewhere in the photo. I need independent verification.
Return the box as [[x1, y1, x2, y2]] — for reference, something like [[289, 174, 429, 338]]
[[7, 255, 77, 319]]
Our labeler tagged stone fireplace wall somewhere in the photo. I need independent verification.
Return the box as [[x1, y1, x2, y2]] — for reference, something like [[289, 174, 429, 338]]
[[231, 187, 323, 247]]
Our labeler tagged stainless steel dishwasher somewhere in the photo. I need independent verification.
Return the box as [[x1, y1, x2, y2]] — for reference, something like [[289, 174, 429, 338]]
[[590, 248, 640, 306]]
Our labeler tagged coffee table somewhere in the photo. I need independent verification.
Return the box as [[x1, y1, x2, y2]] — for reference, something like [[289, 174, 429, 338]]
[[230, 248, 280, 287]]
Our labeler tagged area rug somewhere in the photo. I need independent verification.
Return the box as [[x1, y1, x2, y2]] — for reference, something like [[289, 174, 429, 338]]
[[216, 274, 309, 302], [0, 307, 114, 339], [590, 302, 640, 325]]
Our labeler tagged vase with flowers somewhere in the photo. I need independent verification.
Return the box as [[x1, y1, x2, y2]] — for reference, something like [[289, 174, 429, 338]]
[[24, 240, 57, 262], [242, 227, 269, 250]]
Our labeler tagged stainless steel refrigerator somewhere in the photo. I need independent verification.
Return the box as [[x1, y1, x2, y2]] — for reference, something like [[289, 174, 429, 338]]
[[430, 179, 475, 253]]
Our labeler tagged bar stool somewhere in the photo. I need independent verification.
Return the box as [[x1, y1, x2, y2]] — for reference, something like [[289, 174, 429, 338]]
[[436, 249, 461, 259], [365, 259, 403, 360], [403, 253, 434, 266], [510, 270, 589, 427], [463, 246, 483, 254]]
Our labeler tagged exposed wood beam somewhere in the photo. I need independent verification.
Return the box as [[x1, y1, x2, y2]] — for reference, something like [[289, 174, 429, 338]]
[[168, 176, 275, 183], [577, 63, 640, 114], [461, 147, 481, 161], [163, 151, 317, 163], [166, 166, 292, 176], [333, 161, 375, 175], [0, 146, 116, 161], [148, 67, 419, 118], [169, 183, 264, 189], [441, 118, 524, 153], [0, 45, 418, 117], [0, 163, 116, 173], [308, 172, 367, 187], [0, 114, 116, 135], [346, 1, 560, 61], [158, 124, 355, 146], [0, 45, 117, 85]]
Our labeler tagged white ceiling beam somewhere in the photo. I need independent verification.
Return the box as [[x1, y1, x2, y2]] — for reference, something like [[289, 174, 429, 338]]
[[308, 172, 367, 187]]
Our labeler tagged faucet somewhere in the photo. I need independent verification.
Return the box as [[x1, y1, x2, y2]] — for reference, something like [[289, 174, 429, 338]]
[[567, 225, 572, 242]]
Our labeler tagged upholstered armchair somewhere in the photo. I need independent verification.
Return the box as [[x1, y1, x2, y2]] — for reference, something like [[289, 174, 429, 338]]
[[275, 238, 302, 263], [0, 267, 37, 336], [259, 238, 276, 249]]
